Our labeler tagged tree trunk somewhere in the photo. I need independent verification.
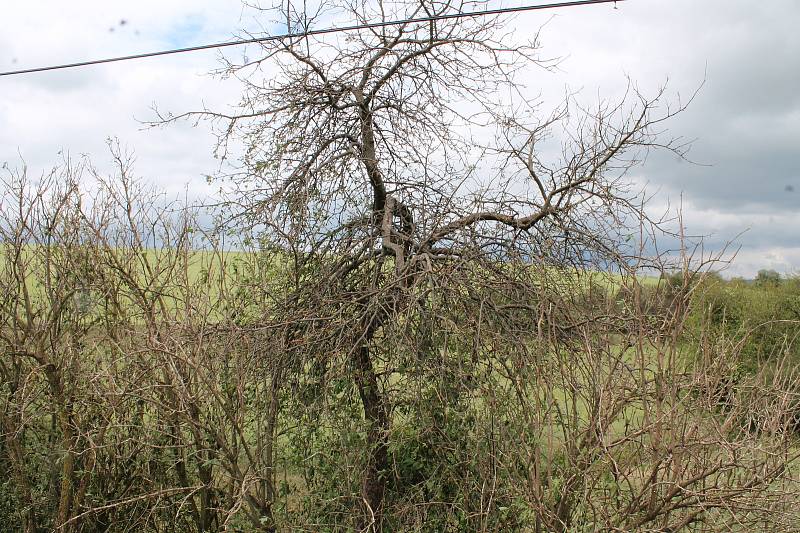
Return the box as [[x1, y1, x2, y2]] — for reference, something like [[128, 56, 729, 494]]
[[354, 343, 389, 531]]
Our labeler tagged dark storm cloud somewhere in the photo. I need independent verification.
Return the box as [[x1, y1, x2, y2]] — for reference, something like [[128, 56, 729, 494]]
[[640, 12, 800, 213]]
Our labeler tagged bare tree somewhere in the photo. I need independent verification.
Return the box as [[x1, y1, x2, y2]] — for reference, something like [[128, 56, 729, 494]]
[[153, 0, 699, 528]]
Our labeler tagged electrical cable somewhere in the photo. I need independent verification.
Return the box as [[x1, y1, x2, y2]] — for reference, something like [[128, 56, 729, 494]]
[[0, 0, 621, 77]]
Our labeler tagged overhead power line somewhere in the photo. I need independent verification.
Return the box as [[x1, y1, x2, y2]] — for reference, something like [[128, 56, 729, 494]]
[[0, 0, 621, 78]]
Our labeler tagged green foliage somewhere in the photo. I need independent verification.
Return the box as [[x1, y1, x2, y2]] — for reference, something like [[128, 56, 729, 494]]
[[688, 273, 800, 369], [0, 450, 20, 528], [755, 268, 782, 288]]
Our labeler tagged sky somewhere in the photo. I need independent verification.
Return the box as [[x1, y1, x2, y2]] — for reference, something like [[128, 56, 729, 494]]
[[1, 0, 798, 277]]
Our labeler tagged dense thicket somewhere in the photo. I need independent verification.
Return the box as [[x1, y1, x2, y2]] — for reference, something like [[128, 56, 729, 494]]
[[1, 160, 799, 532]]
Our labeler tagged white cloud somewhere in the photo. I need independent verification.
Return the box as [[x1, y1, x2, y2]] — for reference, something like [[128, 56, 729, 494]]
[[0, 1, 254, 198]]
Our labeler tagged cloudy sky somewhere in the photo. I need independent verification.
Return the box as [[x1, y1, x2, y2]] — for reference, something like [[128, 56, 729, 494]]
[[2, 0, 798, 277]]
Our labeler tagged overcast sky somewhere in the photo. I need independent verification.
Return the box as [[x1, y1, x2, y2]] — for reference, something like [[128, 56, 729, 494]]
[[2, 0, 798, 277]]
